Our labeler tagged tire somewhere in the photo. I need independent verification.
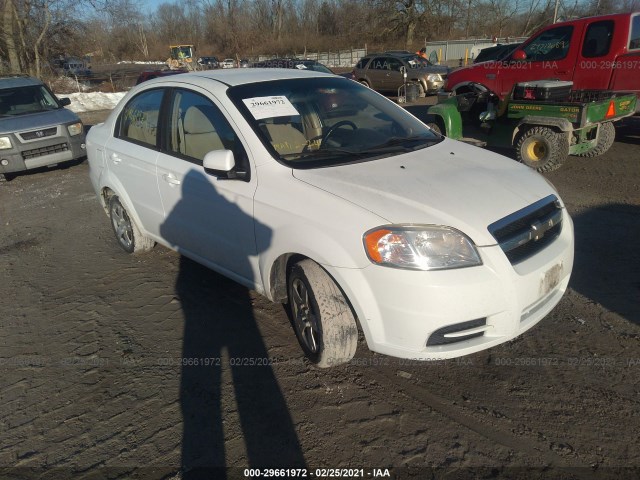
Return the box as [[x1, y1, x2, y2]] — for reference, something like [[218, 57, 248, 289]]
[[574, 122, 615, 158], [359, 80, 370, 88], [417, 82, 426, 97], [426, 122, 442, 135], [288, 259, 358, 368], [109, 196, 154, 254], [515, 126, 569, 172]]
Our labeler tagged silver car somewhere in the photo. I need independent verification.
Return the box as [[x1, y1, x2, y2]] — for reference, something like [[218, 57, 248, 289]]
[[0, 75, 85, 180], [354, 53, 449, 95]]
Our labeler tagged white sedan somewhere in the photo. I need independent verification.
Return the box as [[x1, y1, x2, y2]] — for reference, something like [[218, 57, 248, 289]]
[[86, 69, 574, 367], [221, 58, 236, 68]]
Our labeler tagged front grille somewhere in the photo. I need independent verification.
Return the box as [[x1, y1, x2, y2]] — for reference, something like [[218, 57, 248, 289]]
[[488, 195, 563, 265], [19, 127, 58, 141], [22, 142, 69, 160], [426, 318, 487, 346]]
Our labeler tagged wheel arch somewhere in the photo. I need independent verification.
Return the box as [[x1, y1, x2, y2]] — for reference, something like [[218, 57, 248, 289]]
[[513, 117, 573, 146]]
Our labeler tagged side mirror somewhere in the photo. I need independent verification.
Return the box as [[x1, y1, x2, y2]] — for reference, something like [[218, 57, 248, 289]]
[[512, 50, 527, 61], [203, 150, 235, 172], [58, 97, 71, 107]]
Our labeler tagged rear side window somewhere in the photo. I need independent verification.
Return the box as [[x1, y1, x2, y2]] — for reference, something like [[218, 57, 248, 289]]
[[369, 57, 389, 70], [582, 20, 614, 57], [630, 14, 640, 50], [117, 89, 164, 147], [523, 25, 574, 61]]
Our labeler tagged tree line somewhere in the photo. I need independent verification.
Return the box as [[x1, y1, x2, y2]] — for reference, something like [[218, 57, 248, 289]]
[[1, 0, 638, 75]]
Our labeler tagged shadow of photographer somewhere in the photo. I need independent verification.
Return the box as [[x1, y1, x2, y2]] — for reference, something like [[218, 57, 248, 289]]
[[160, 169, 306, 478]]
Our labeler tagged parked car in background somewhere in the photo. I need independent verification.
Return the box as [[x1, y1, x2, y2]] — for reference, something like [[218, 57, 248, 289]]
[[136, 69, 188, 85], [221, 58, 236, 68], [0, 75, 85, 181], [63, 61, 92, 77], [354, 52, 449, 95], [252, 58, 356, 81], [239, 59, 250, 68], [85, 69, 573, 368], [473, 43, 522, 63], [252, 58, 334, 73], [197, 56, 219, 69]]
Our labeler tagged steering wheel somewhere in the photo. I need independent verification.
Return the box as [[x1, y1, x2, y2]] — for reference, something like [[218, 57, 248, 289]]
[[320, 121, 357, 149]]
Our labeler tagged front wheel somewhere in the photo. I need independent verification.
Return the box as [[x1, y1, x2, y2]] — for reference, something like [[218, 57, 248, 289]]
[[515, 126, 568, 172], [359, 80, 370, 88], [109, 196, 155, 254], [288, 260, 358, 368]]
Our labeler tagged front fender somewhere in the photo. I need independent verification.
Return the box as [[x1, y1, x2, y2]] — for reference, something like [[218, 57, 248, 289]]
[[427, 102, 463, 139]]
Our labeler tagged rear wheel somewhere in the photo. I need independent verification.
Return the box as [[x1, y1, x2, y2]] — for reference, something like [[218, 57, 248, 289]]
[[109, 196, 154, 254], [574, 122, 615, 158], [288, 259, 358, 368], [359, 80, 370, 88], [515, 126, 568, 172]]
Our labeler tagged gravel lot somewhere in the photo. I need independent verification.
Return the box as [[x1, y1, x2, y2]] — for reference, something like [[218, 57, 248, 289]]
[[0, 109, 639, 480]]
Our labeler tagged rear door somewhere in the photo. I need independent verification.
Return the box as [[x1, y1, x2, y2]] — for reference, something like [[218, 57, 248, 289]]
[[574, 19, 616, 90], [366, 56, 391, 91], [104, 88, 165, 236], [610, 14, 640, 97]]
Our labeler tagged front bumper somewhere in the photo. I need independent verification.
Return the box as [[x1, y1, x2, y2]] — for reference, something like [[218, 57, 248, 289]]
[[0, 132, 86, 174], [328, 210, 574, 360]]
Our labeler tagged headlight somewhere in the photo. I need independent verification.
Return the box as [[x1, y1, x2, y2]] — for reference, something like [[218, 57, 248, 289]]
[[0, 136, 12, 149], [363, 225, 482, 270], [427, 74, 443, 82], [67, 122, 83, 136]]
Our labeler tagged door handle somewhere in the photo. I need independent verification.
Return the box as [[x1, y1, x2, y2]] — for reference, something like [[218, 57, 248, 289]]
[[110, 153, 122, 165], [555, 70, 569, 75], [162, 173, 181, 186]]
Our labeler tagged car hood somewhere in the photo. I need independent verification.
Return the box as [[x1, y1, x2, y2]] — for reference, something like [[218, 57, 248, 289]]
[[0, 108, 80, 134], [291, 139, 557, 246], [416, 65, 449, 75]]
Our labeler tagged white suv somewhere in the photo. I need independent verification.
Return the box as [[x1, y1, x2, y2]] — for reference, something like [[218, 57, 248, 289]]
[[86, 69, 574, 367]]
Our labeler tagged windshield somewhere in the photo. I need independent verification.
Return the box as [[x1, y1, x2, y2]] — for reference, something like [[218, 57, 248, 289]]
[[228, 77, 442, 168], [0, 85, 61, 116]]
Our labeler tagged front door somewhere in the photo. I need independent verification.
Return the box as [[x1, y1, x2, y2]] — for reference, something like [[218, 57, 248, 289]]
[[155, 87, 259, 285]]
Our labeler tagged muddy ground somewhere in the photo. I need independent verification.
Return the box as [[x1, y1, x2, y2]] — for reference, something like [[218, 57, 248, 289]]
[[0, 108, 639, 480]]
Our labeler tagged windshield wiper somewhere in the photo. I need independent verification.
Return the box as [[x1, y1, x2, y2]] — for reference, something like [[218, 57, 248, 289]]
[[280, 147, 367, 161], [359, 135, 441, 153]]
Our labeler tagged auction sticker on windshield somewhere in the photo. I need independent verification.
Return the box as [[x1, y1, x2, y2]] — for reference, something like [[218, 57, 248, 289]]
[[242, 95, 299, 120]]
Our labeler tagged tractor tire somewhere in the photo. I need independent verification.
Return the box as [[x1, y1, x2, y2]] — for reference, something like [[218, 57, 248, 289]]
[[574, 122, 615, 158], [515, 126, 569, 172]]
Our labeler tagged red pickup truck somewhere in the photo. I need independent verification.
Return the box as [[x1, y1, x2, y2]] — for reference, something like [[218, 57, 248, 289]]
[[444, 12, 640, 101]]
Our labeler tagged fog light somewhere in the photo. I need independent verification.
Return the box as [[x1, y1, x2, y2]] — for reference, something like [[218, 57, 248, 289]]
[[1, 159, 8, 166], [81, 143, 86, 150]]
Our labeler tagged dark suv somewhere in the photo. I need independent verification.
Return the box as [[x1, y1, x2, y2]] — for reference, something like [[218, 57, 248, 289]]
[[0, 75, 85, 180], [354, 53, 449, 95]]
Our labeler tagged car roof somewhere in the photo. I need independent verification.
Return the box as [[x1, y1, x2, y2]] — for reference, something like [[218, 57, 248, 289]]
[[0, 75, 43, 89], [148, 68, 334, 87]]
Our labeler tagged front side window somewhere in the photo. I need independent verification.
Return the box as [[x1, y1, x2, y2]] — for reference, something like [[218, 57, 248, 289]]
[[117, 89, 164, 147], [630, 14, 640, 50], [386, 58, 403, 72], [228, 77, 442, 168], [523, 25, 574, 61], [168, 89, 240, 163], [582, 20, 614, 58]]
